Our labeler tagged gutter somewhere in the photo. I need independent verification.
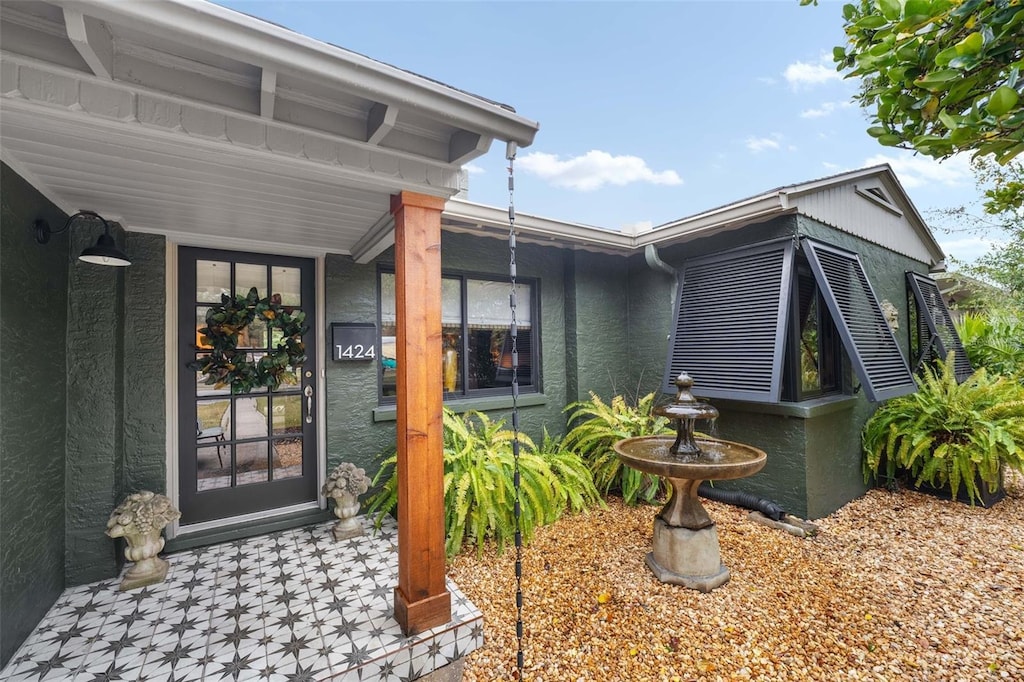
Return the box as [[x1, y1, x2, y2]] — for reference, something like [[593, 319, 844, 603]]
[[56, 0, 540, 147]]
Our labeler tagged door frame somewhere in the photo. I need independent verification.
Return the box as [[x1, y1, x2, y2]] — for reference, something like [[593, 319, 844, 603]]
[[163, 238, 328, 539]]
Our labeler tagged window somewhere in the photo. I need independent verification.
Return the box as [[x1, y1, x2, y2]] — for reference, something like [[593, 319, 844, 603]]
[[784, 264, 843, 401], [906, 272, 972, 381], [665, 238, 917, 403], [379, 270, 536, 401]]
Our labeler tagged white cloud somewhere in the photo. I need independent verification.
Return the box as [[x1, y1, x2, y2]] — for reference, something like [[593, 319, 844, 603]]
[[517, 150, 683, 192], [463, 163, 485, 175], [938, 236, 1005, 265], [757, 76, 778, 86], [784, 55, 842, 90], [863, 153, 973, 189], [822, 161, 844, 171], [801, 101, 856, 118], [746, 134, 782, 153]]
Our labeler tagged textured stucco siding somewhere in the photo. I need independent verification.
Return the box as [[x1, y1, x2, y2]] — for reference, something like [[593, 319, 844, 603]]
[[0, 164, 69, 667], [565, 252, 631, 402], [65, 224, 127, 585], [122, 233, 167, 495]]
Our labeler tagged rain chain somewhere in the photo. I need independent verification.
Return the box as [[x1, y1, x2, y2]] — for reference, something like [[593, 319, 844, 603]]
[[506, 140, 525, 677]]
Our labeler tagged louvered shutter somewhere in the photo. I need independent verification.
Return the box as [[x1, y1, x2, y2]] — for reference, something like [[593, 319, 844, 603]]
[[802, 239, 916, 402], [907, 272, 973, 381], [663, 240, 794, 402]]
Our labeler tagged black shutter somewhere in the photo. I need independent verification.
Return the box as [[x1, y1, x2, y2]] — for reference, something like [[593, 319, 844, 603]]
[[802, 239, 916, 402], [907, 272, 973, 381], [663, 240, 794, 402]]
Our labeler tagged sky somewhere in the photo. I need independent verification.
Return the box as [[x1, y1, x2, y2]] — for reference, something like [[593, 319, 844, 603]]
[[217, 0, 1003, 265]]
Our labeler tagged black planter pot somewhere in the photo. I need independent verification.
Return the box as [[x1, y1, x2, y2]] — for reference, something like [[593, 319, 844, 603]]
[[912, 469, 1006, 508]]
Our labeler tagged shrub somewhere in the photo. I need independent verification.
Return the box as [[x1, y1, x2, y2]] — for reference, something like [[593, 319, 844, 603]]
[[862, 353, 1024, 504], [365, 408, 600, 558], [955, 311, 1024, 380], [562, 392, 673, 505]]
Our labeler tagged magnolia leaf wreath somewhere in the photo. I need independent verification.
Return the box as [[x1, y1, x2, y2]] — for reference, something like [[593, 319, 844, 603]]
[[189, 287, 308, 394]]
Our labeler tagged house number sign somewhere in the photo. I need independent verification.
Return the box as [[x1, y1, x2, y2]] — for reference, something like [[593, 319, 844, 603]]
[[330, 323, 377, 362]]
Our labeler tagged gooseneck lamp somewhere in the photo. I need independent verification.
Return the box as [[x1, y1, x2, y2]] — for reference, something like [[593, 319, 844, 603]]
[[34, 210, 131, 267]]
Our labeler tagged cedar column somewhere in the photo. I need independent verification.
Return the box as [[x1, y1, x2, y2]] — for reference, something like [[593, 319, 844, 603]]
[[391, 190, 452, 635]]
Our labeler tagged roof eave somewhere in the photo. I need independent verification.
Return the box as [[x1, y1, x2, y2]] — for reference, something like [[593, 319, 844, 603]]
[[56, 0, 539, 147]]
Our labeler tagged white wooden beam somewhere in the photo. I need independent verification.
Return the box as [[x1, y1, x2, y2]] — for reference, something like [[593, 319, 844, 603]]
[[350, 210, 395, 264], [366, 102, 397, 146], [260, 68, 277, 119], [63, 9, 113, 80]]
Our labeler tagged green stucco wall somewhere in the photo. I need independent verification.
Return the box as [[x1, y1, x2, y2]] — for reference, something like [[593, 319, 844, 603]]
[[0, 164, 70, 667], [65, 223, 127, 584], [0, 165, 167, 665]]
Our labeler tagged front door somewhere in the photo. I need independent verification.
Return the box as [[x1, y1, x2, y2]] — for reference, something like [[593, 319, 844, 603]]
[[178, 247, 318, 525]]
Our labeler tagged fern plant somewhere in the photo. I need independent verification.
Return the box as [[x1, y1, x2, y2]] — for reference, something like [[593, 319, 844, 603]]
[[955, 311, 1024, 380], [862, 353, 1024, 504], [562, 392, 673, 505], [365, 408, 600, 558]]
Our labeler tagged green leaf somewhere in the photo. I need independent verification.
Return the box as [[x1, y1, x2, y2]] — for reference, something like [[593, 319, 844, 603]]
[[987, 85, 1020, 117], [878, 0, 901, 21], [913, 69, 962, 90], [867, 126, 888, 138], [878, 134, 904, 146], [855, 14, 889, 29], [955, 32, 984, 56]]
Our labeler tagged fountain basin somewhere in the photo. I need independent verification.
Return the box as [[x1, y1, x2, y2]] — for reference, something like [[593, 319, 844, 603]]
[[614, 436, 766, 482]]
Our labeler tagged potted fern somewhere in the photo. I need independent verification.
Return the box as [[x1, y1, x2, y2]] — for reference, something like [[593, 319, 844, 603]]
[[862, 353, 1024, 506]]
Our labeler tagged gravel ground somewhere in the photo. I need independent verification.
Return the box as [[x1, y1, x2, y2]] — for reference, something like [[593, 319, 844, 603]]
[[448, 469, 1024, 682]]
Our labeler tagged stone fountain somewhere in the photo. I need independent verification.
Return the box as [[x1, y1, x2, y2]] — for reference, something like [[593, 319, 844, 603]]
[[613, 373, 766, 592]]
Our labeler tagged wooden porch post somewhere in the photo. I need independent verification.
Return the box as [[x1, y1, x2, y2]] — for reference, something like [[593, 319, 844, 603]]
[[391, 190, 452, 635]]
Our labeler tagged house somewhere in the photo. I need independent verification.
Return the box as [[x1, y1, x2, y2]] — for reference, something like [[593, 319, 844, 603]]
[[0, 0, 968, 671]]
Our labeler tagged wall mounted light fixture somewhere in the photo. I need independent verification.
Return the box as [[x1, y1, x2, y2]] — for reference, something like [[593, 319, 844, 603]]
[[34, 210, 131, 267]]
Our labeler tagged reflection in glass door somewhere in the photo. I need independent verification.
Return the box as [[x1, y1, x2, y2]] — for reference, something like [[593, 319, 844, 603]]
[[178, 248, 317, 525]]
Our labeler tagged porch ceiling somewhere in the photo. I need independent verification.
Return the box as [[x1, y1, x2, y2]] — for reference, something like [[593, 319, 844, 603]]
[[0, 0, 538, 255]]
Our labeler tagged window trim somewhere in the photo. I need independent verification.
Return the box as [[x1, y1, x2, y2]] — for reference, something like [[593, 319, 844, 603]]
[[783, 263, 844, 402], [376, 266, 540, 404]]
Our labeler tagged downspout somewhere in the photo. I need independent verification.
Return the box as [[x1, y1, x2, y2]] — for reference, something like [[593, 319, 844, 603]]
[[644, 244, 678, 313]]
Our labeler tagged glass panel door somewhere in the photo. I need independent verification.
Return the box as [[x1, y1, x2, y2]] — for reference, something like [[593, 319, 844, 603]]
[[179, 248, 317, 525]]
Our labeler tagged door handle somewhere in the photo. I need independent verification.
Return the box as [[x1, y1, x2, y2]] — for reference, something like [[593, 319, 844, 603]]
[[304, 385, 314, 424]]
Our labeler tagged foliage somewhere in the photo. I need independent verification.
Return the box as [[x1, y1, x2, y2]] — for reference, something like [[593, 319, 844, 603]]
[[365, 408, 601, 558], [862, 353, 1024, 504], [819, 0, 1024, 164], [955, 311, 1024, 379], [929, 158, 1024, 309], [188, 287, 307, 393], [562, 392, 673, 505]]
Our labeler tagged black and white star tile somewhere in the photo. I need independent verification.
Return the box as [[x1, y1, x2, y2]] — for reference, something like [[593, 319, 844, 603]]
[[0, 517, 482, 681]]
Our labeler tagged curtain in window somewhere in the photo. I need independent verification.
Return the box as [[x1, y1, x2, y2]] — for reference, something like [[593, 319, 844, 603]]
[[664, 240, 795, 402], [906, 272, 972, 381], [802, 239, 916, 402]]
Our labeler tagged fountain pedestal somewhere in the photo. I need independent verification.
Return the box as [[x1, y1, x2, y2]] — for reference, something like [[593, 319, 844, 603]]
[[613, 373, 766, 592], [647, 477, 729, 592]]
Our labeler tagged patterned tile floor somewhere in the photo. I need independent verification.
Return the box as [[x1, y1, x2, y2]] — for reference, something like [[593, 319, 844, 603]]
[[0, 518, 482, 681]]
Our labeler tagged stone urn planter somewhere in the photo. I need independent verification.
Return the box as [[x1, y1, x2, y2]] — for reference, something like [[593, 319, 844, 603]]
[[105, 491, 180, 591], [322, 462, 370, 541]]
